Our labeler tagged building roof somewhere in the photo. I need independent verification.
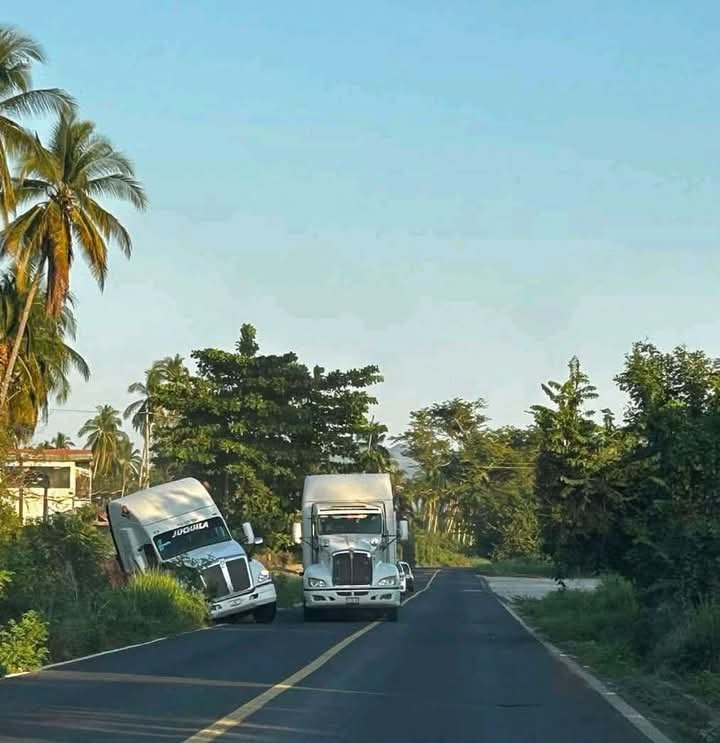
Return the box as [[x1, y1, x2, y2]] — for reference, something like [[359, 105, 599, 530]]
[[11, 448, 93, 463]]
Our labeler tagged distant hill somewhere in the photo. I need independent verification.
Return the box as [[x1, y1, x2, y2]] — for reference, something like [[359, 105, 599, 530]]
[[387, 441, 421, 478]]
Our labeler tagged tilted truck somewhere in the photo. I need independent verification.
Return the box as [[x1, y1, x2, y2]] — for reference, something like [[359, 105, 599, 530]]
[[107, 477, 277, 623], [292, 473, 409, 621]]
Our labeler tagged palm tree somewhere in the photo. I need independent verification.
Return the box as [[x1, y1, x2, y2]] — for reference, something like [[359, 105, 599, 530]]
[[78, 404, 124, 477], [124, 355, 188, 486], [36, 431, 74, 449], [355, 417, 392, 473], [0, 25, 74, 221], [114, 434, 141, 496], [0, 271, 88, 441], [0, 110, 147, 408]]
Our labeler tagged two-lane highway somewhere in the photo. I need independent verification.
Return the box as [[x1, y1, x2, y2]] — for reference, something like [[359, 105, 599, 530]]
[[0, 569, 657, 743]]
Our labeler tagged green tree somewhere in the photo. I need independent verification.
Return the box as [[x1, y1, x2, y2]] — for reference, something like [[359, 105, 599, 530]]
[[36, 432, 74, 449], [124, 354, 189, 487], [0, 25, 74, 221], [398, 399, 488, 536], [615, 342, 720, 603], [78, 404, 124, 477], [152, 324, 382, 544], [354, 417, 392, 473], [48, 432, 73, 449], [466, 426, 539, 559], [530, 356, 629, 577], [0, 110, 146, 409], [0, 272, 88, 441], [114, 435, 141, 496]]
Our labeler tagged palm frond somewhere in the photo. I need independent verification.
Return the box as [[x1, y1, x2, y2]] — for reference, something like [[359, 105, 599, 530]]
[[70, 207, 108, 287], [64, 345, 90, 380], [0, 134, 14, 218], [82, 196, 132, 256], [0, 88, 74, 118], [123, 398, 145, 420], [86, 173, 147, 210], [0, 26, 47, 69]]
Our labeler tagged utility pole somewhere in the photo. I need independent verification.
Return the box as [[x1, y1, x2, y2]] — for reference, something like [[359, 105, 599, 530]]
[[17, 450, 24, 523], [40, 473, 49, 522], [140, 405, 150, 489]]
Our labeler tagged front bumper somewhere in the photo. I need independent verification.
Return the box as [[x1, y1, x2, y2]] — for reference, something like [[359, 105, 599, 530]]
[[209, 581, 277, 619], [304, 586, 401, 610]]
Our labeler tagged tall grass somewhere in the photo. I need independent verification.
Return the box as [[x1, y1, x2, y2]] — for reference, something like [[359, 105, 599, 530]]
[[44, 572, 208, 663]]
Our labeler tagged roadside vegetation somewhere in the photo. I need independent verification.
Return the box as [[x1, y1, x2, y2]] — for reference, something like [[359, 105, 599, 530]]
[[516, 577, 719, 742], [0, 510, 207, 675], [478, 556, 555, 577]]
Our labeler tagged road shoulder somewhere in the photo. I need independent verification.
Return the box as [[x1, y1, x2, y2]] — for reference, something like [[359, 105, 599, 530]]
[[479, 575, 678, 743]]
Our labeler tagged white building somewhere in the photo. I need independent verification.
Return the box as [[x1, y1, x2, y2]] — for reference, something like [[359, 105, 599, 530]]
[[4, 449, 94, 523]]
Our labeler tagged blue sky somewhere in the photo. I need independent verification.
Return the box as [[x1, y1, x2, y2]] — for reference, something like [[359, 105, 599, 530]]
[[11, 1, 720, 443]]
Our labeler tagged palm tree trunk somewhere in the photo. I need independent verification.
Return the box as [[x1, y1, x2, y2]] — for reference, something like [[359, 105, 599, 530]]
[[0, 272, 42, 409]]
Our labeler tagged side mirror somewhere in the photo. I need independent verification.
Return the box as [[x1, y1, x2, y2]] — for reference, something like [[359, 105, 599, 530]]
[[254, 536, 263, 546], [398, 520, 409, 543], [292, 522, 302, 545], [241, 522, 255, 545]]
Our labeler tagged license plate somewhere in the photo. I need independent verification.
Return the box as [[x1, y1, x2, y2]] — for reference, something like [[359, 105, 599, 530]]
[[345, 597, 360, 605]]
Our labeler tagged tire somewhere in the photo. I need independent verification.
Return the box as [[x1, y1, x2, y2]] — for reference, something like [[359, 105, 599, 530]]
[[386, 607, 399, 622], [303, 605, 317, 622], [253, 601, 277, 623], [407, 580, 415, 593]]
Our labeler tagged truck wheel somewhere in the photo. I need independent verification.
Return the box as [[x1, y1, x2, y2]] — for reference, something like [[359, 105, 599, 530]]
[[253, 602, 277, 623], [304, 605, 321, 622], [386, 607, 399, 622]]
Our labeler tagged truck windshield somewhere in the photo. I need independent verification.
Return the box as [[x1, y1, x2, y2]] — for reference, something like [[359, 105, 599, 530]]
[[153, 516, 231, 560], [318, 513, 382, 535]]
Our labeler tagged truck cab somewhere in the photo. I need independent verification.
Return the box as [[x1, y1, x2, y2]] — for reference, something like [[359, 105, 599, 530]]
[[293, 473, 409, 621], [107, 478, 277, 623]]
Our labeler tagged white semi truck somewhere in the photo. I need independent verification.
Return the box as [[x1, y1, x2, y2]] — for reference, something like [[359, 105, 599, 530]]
[[107, 478, 277, 623], [292, 473, 409, 621]]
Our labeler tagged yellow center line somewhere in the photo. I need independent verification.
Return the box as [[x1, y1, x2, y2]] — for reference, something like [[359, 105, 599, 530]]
[[181, 569, 440, 742]]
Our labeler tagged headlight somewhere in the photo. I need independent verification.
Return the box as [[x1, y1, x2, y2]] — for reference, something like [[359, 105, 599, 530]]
[[308, 577, 326, 588], [378, 576, 398, 587], [256, 569, 272, 584]]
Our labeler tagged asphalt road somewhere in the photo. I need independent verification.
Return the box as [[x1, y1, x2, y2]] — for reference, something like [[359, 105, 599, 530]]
[[0, 569, 654, 743]]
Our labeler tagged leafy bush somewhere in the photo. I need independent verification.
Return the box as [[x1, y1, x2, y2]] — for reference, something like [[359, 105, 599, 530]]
[[655, 599, 720, 674], [0, 512, 208, 669], [0, 509, 110, 625], [413, 530, 481, 567], [0, 610, 48, 675]]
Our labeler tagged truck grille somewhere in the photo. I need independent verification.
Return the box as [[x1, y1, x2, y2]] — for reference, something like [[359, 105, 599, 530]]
[[202, 564, 229, 598], [332, 551, 372, 586], [226, 558, 251, 593]]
